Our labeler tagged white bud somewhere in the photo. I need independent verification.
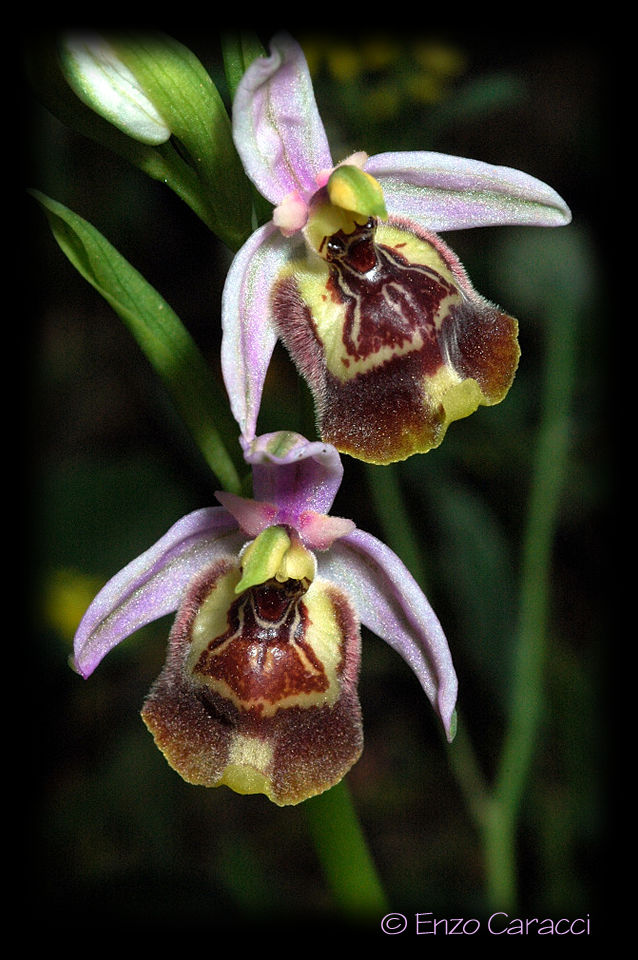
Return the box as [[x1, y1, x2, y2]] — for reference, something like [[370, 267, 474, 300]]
[[60, 34, 172, 145]]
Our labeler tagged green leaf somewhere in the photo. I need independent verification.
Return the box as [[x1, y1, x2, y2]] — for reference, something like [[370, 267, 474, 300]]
[[27, 35, 253, 250], [31, 189, 243, 494]]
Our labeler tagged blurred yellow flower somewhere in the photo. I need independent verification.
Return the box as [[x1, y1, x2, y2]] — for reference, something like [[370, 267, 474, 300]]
[[404, 72, 446, 105], [358, 37, 401, 71], [300, 35, 467, 113], [411, 41, 467, 78], [44, 568, 105, 640]]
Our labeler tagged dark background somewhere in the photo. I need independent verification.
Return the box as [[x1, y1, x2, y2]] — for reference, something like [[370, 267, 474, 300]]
[[24, 29, 607, 937]]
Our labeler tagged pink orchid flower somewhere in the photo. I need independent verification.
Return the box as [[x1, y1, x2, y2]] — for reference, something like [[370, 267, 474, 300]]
[[74, 432, 457, 805], [222, 33, 571, 464]]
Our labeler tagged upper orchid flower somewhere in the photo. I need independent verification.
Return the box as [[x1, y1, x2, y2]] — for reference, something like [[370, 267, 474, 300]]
[[73, 431, 457, 806], [222, 33, 572, 465]]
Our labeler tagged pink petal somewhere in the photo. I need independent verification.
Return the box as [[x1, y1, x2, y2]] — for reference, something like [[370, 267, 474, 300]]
[[297, 511, 356, 550], [214, 491, 277, 536]]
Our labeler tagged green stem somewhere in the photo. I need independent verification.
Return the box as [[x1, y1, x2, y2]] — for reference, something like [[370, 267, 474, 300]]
[[304, 781, 389, 921], [482, 298, 578, 911], [297, 471, 395, 925], [365, 463, 429, 589], [445, 714, 490, 827]]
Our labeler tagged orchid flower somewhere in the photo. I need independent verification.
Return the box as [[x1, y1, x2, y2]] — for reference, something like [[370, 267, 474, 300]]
[[73, 431, 457, 806], [222, 33, 572, 465]]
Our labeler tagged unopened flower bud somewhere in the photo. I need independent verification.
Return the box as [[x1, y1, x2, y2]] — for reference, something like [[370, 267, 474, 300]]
[[59, 34, 172, 145]]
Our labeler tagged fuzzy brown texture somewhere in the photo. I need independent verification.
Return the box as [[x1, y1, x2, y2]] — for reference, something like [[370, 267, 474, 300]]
[[141, 560, 364, 805]]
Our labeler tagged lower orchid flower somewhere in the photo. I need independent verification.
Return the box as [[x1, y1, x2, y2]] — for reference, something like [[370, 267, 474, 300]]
[[222, 33, 572, 465], [73, 432, 457, 806]]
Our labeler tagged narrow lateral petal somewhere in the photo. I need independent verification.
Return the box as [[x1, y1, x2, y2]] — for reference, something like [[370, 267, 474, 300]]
[[232, 33, 332, 205], [221, 223, 285, 441], [244, 431, 346, 517], [318, 529, 458, 740], [214, 491, 278, 537], [365, 151, 572, 231], [296, 511, 356, 550], [142, 559, 362, 805], [73, 508, 242, 678]]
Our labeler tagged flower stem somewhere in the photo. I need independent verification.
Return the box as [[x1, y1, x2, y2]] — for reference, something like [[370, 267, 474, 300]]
[[304, 781, 389, 921], [482, 295, 578, 911], [366, 463, 429, 589]]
